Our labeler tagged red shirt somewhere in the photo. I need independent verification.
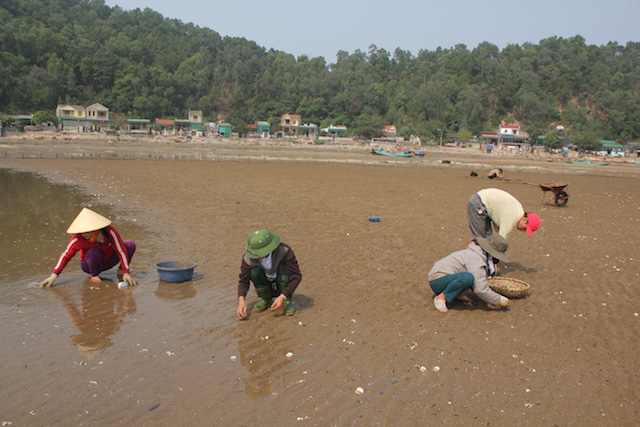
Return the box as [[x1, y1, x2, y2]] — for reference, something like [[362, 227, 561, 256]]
[[53, 225, 130, 275]]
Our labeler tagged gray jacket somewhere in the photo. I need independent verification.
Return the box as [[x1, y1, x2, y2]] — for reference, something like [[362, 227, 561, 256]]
[[428, 242, 502, 305]]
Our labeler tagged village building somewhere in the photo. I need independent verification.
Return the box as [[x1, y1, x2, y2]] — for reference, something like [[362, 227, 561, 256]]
[[127, 118, 151, 133], [0, 114, 33, 135], [498, 124, 529, 145], [598, 140, 625, 156], [322, 125, 348, 137], [281, 114, 300, 134], [56, 104, 85, 132], [187, 110, 202, 134], [85, 103, 111, 132], [148, 110, 203, 136], [257, 121, 271, 137], [56, 103, 111, 132], [217, 123, 233, 138], [175, 110, 203, 135], [245, 121, 271, 137], [383, 125, 397, 138], [298, 123, 318, 138], [155, 119, 175, 135], [499, 124, 520, 136]]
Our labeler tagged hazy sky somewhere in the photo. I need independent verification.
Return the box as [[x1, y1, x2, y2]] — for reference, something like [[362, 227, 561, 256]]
[[104, 0, 640, 62]]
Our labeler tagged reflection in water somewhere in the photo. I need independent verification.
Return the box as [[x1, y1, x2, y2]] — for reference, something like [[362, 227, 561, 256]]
[[236, 323, 293, 399], [234, 295, 313, 399], [52, 280, 137, 360], [0, 168, 91, 287], [155, 281, 197, 300]]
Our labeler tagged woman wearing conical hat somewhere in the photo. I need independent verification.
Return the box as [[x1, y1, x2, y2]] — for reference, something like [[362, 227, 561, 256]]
[[39, 208, 137, 288], [237, 228, 302, 319]]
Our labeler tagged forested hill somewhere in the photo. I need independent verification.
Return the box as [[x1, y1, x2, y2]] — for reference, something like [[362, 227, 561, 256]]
[[1, 0, 639, 144]]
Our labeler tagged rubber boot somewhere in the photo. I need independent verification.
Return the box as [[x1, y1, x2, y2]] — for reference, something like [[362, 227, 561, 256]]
[[279, 282, 296, 316], [252, 285, 272, 312]]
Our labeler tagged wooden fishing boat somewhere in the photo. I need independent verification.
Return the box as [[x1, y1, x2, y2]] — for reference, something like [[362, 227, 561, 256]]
[[372, 148, 414, 158], [569, 160, 609, 166]]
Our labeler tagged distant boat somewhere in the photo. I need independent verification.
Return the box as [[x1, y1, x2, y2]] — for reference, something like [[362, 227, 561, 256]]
[[569, 160, 609, 166], [372, 148, 414, 158]]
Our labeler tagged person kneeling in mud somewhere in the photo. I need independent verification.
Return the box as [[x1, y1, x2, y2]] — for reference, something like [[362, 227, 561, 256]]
[[428, 234, 509, 313], [237, 228, 301, 319]]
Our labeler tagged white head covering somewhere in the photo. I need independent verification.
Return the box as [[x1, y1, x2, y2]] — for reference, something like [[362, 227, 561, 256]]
[[66, 208, 111, 234]]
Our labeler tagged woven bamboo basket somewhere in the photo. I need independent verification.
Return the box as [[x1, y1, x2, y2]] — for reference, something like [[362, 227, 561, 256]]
[[488, 276, 531, 299]]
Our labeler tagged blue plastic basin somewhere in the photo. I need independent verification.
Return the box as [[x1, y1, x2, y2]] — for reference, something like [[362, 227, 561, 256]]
[[155, 261, 197, 283]]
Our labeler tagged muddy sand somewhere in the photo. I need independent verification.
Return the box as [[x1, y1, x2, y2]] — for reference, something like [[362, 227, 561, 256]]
[[0, 138, 638, 425]]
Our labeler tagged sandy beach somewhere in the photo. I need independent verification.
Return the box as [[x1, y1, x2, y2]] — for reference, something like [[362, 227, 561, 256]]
[[0, 136, 638, 425]]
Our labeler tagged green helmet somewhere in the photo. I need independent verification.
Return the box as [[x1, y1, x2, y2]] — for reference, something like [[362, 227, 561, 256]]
[[244, 228, 281, 259]]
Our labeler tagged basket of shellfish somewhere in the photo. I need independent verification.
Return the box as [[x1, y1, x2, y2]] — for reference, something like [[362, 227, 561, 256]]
[[488, 276, 531, 299]]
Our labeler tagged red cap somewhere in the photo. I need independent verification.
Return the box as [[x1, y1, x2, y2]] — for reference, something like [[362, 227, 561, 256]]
[[526, 213, 541, 237]]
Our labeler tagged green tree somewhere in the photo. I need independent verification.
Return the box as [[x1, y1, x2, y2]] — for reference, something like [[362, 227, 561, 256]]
[[352, 113, 385, 139], [32, 110, 58, 125], [543, 131, 557, 149], [573, 130, 599, 150], [1, 0, 639, 142], [457, 128, 473, 142]]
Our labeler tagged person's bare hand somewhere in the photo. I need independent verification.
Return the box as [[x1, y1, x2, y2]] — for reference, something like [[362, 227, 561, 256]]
[[122, 272, 138, 287], [237, 297, 247, 319], [39, 273, 58, 288], [270, 295, 286, 311]]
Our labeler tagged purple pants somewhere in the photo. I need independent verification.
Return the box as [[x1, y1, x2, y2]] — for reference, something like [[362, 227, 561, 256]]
[[81, 241, 136, 277]]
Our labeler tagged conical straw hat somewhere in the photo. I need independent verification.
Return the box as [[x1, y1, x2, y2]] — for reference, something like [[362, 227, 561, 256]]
[[66, 208, 111, 234]]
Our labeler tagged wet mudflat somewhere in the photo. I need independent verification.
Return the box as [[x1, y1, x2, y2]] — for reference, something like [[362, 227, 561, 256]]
[[0, 151, 638, 425]]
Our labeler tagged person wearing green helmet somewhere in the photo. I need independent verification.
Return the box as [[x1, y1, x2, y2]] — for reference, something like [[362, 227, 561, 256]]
[[237, 228, 302, 319]]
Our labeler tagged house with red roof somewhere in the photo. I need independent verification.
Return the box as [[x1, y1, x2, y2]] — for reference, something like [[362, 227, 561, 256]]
[[281, 114, 301, 134], [498, 124, 529, 145], [155, 118, 175, 135], [56, 104, 85, 132], [499, 124, 521, 136], [383, 125, 397, 138]]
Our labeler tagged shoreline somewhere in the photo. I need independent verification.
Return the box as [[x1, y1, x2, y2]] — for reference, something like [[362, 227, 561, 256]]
[[1, 133, 639, 179]]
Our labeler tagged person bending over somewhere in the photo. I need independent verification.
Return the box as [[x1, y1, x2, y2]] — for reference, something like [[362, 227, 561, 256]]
[[428, 234, 509, 313], [467, 188, 540, 241]]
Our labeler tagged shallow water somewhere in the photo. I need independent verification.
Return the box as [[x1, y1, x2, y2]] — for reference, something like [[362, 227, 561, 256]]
[[0, 166, 289, 425], [0, 168, 148, 352], [0, 168, 88, 292], [0, 168, 205, 361]]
